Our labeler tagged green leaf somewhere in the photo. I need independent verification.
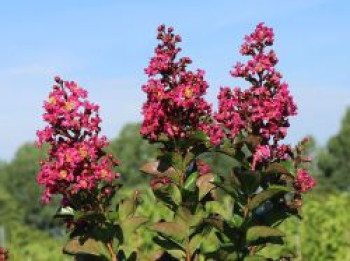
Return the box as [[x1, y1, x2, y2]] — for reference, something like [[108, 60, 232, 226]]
[[121, 216, 148, 238], [234, 168, 261, 195], [213, 181, 240, 201], [184, 172, 199, 191], [196, 173, 216, 200], [189, 233, 203, 255], [248, 186, 291, 211], [149, 222, 187, 243], [168, 183, 182, 206], [107, 210, 119, 222], [171, 152, 184, 171], [244, 255, 268, 261], [232, 214, 244, 227], [126, 251, 137, 261], [154, 183, 181, 210], [205, 217, 240, 242], [246, 226, 285, 246], [139, 161, 177, 178], [205, 201, 231, 220], [158, 133, 170, 143], [191, 130, 208, 142], [119, 199, 135, 221], [167, 249, 186, 259], [153, 236, 185, 252], [63, 237, 106, 256], [241, 144, 253, 158], [205, 247, 238, 261], [174, 207, 191, 224], [279, 161, 296, 176], [265, 162, 289, 175], [174, 206, 204, 228], [218, 147, 236, 157]]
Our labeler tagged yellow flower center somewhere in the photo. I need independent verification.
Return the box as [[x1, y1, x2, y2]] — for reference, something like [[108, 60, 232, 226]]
[[65, 101, 75, 111], [49, 97, 56, 105], [184, 88, 193, 98], [79, 148, 88, 158], [101, 169, 108, 178], [156, 90, 163, 99], [65, 154, 72, 162], [60, 170, 68, 179]]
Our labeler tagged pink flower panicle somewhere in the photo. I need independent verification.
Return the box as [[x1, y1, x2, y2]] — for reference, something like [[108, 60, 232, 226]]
[[141, 25, 213, 142], [213, 23, 297, 169], [215, 23, 297, 144], [295, 169, 315, 193], [36, 77, 120, 203]]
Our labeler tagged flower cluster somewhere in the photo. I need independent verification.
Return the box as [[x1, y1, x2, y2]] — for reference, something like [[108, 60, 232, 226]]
[[36, 77, 120, 203], [252, 145, 271, 171], [295, 169, 316, 193], [212, 23, 297, 169], [141, 25, 213, 142], [0, 247, 8, 261]]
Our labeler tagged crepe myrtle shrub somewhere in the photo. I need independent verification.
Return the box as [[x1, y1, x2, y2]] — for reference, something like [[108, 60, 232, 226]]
[[36, 77, 147, 261], [36, 23, 315, 261], [202, 23, 315, 260], [140, 24, 315, 261], [140, 24, 220, 261]]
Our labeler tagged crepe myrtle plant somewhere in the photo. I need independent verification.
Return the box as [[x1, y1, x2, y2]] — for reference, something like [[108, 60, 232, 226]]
[[140, 24, 315, 261], [36, 23, 315, 261], [140, 24, 219, 261], [36, 77, 146, 261], [201, 23, 315, 260]]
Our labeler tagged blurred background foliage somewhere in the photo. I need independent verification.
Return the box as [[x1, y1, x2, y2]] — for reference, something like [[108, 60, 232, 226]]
[[1, 109, 350, 260]]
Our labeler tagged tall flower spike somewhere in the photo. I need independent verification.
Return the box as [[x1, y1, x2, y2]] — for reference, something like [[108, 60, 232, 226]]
[[141, 25, 213, 142], [214, 23, 297, 168], [36, 77, 120, 203]]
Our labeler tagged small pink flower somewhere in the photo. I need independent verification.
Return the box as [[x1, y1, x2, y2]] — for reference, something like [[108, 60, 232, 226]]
[[252, 145, 271, 170], [295, 169, 315, 193]]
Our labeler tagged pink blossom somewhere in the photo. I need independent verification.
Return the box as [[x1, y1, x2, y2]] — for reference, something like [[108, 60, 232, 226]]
[[213, 23, 297, 157], [141, 25, 213, 142], [295, 169, 315, 193], [252, 145, 271, 170], [37, 77, 120, 203]]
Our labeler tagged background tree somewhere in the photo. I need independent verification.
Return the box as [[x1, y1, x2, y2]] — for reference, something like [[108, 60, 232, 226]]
[[108, 123, 158, 187], [1, 143, 60, 231], [318, 108, 350, 191]]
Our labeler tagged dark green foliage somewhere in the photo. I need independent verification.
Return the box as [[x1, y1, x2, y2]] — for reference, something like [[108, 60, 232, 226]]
[[318, 108, 350, 191], [0, 143, 61, 231]]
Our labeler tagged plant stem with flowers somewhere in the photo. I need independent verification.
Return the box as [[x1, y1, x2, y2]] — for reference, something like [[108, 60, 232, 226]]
[[37, 77, 146, 261], [140, 25, 220, 261], [202, 23, 316, 260], [36, 23, 316, 261]]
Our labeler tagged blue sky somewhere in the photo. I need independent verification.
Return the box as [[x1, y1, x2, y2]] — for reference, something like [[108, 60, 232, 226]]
[[0, 0, 349, 161]]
